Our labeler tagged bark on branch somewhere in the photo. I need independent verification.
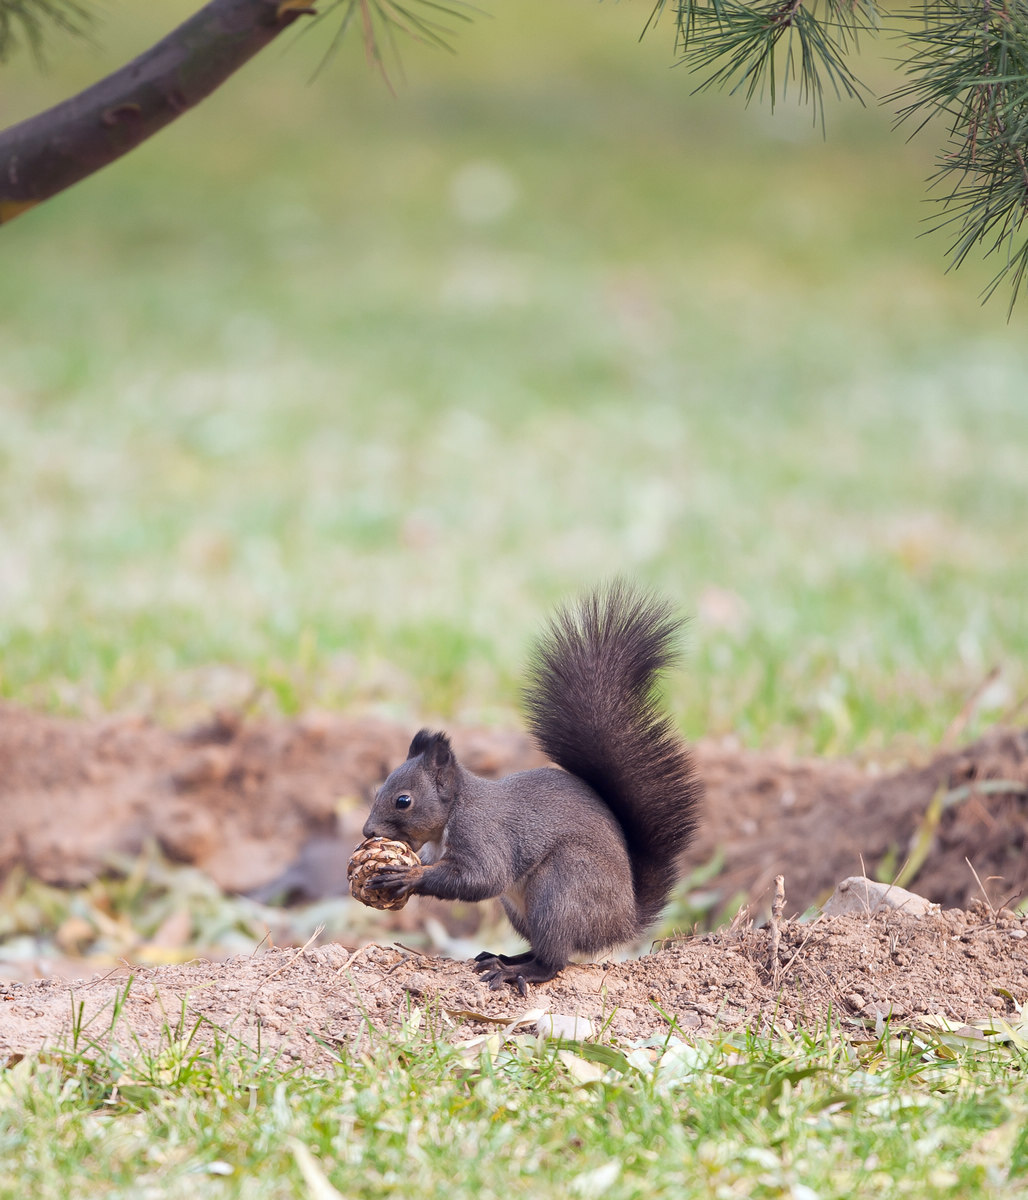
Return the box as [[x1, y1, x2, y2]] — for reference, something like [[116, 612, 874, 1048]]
[[0, 0, 317, 223]]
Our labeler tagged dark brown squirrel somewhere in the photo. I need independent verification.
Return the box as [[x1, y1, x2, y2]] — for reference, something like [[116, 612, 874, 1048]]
[[362, 582, 702, 993]]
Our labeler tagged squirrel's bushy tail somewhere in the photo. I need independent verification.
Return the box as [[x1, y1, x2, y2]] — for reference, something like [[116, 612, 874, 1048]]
[[523, 581, 701, 931]]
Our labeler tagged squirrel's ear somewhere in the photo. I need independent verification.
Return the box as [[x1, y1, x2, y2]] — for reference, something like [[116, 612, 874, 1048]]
[[409, 728, 439, 759], [408, 729, 457, 797], [408, 729, 453, 765]]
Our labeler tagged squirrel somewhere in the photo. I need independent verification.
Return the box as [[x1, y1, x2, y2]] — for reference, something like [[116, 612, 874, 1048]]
[[362, 582, 702, 993]]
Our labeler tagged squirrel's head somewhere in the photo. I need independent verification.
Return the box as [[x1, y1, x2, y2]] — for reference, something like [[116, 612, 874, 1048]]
[[362, 729, 458, 850]]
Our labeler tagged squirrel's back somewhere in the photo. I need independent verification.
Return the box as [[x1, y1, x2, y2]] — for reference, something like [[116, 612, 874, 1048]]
[[522, 582, 701, 929]]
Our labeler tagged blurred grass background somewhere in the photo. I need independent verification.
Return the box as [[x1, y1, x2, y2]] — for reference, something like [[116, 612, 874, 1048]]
[[0, 0, 1026, 755]]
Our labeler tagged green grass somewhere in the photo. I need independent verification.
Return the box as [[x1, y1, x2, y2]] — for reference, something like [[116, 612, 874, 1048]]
[[2, 1010, 1026, 1198], [2, 4, 1027, 753]]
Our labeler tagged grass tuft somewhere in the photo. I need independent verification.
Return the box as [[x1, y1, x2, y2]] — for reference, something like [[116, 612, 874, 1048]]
[[2, 1015, 1026, 1196]]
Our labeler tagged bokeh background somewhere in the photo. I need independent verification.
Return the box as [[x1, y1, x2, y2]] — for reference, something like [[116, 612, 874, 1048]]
[[2, 0, 1026, 755]]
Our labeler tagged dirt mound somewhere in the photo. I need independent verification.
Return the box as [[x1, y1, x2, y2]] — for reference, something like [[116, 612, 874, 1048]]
[[2, 903, 1025, 1069], [1, 703, 1025, 915], [693, 726, 1028, 915], [1, 703, 1026, 1066], [0, 705, 538, 893]]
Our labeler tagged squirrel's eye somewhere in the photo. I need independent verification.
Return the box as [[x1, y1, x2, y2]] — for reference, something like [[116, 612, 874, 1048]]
[[395, 794, 412, 810]]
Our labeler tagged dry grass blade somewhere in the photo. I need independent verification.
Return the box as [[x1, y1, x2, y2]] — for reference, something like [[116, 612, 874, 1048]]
[[941, 665, 1002, 748], [894, 785, 945, 890], [776, 912, 826, 979], [964, 858, 996, 917], [249, 924, 325, 1002]]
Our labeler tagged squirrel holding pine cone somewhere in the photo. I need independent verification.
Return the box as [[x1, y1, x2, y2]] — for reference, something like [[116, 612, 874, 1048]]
[[348, 582, 702, 993]]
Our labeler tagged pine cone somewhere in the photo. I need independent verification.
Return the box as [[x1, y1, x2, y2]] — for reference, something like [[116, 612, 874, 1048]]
[[347, 836, 421, 911]]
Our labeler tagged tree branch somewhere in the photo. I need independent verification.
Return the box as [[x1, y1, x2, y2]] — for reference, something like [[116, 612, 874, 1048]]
[[0, 0, 317, 223]]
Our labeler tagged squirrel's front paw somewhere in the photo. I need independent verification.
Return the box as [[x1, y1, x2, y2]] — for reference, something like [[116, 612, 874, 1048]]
[[370, 863, 423, 898]]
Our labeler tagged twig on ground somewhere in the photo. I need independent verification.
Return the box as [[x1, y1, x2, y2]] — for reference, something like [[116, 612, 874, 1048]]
[[768, 874, 785, 986], [334, 943, 373, 976], [393, 941, 432, 959], [384, 943, 435, 975]]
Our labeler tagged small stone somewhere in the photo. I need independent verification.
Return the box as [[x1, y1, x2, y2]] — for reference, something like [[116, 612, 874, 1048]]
[[536, 1013, 595, 1040], [674, 1010, 703, 1030], [822, 877, 936, 918], [845, 992, 866, 1011]]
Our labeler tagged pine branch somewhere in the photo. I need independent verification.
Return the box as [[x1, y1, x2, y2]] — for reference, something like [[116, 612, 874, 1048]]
[[650, 0, 1028, 308], [891, 0, 1028, 311], [0, 0, 476, 222], [0, 0, 316, 223], [0, 0, 94, 63], [306, 0, 477, 88], [654, 0, 877, 127]]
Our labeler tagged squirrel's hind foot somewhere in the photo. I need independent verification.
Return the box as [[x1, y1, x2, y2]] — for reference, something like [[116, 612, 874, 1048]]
[[474, 954, 563, 995], [472, 949, 534, 969]]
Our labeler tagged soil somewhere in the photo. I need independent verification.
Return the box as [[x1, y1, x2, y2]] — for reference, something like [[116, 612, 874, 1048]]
[[1, 702, 1027, 1065], [1, 905, 1025, 1070]]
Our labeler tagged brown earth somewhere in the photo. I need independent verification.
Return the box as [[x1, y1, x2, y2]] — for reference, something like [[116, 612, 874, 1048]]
[[2, 702, 1025, 912], [1, 904, 1025, 1069], [0, 703, 1026, 1064]]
